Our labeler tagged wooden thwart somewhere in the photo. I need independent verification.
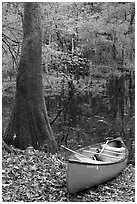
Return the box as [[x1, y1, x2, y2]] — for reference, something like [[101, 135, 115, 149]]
[[99, 140, 108, 155]]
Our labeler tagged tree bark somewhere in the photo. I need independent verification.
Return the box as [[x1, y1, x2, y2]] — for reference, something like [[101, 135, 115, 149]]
[[4, 3, 58, 153]]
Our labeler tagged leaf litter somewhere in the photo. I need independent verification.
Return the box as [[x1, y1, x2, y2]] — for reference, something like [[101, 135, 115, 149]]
[[2, 147, 135, 202]]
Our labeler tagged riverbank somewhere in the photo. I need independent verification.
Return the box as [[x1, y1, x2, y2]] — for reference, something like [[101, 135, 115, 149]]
[[2, 147, 135, 202]]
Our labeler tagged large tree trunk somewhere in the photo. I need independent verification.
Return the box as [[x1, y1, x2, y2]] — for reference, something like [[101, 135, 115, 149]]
[[4, 3, 58, 153]]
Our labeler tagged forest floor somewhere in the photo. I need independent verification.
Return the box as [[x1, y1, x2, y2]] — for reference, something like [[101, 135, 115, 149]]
[[2, 147, 135, 202]]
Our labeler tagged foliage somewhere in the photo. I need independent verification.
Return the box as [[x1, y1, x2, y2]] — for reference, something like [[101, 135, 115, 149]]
[[2, 2, 135, 80], [42, 47, 90, 78], [2, 2, 23, 78], [2, 147, 135, 202]]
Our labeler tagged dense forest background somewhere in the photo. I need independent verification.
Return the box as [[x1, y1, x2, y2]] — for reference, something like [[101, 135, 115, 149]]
[[2, 2, 135, 158], [2, 2, 135, 202]]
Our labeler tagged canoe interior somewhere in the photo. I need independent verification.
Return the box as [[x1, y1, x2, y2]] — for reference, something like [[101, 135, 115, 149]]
[[69, 138, 128, 164], [108, 140, 123, 148]]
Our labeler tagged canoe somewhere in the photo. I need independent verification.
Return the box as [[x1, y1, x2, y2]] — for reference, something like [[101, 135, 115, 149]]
[[66, 137, 129, 194]]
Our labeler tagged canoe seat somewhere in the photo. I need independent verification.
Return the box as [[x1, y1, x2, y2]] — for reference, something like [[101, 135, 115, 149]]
[[93, 154, 104, 162]]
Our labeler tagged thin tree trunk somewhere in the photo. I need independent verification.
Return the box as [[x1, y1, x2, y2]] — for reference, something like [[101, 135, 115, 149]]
[[4, 3, 58, 153]]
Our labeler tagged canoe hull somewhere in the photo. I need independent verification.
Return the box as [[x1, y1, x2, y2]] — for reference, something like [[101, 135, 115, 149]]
[[66, 138, 128, 194], [67, 158, 128, 194]]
